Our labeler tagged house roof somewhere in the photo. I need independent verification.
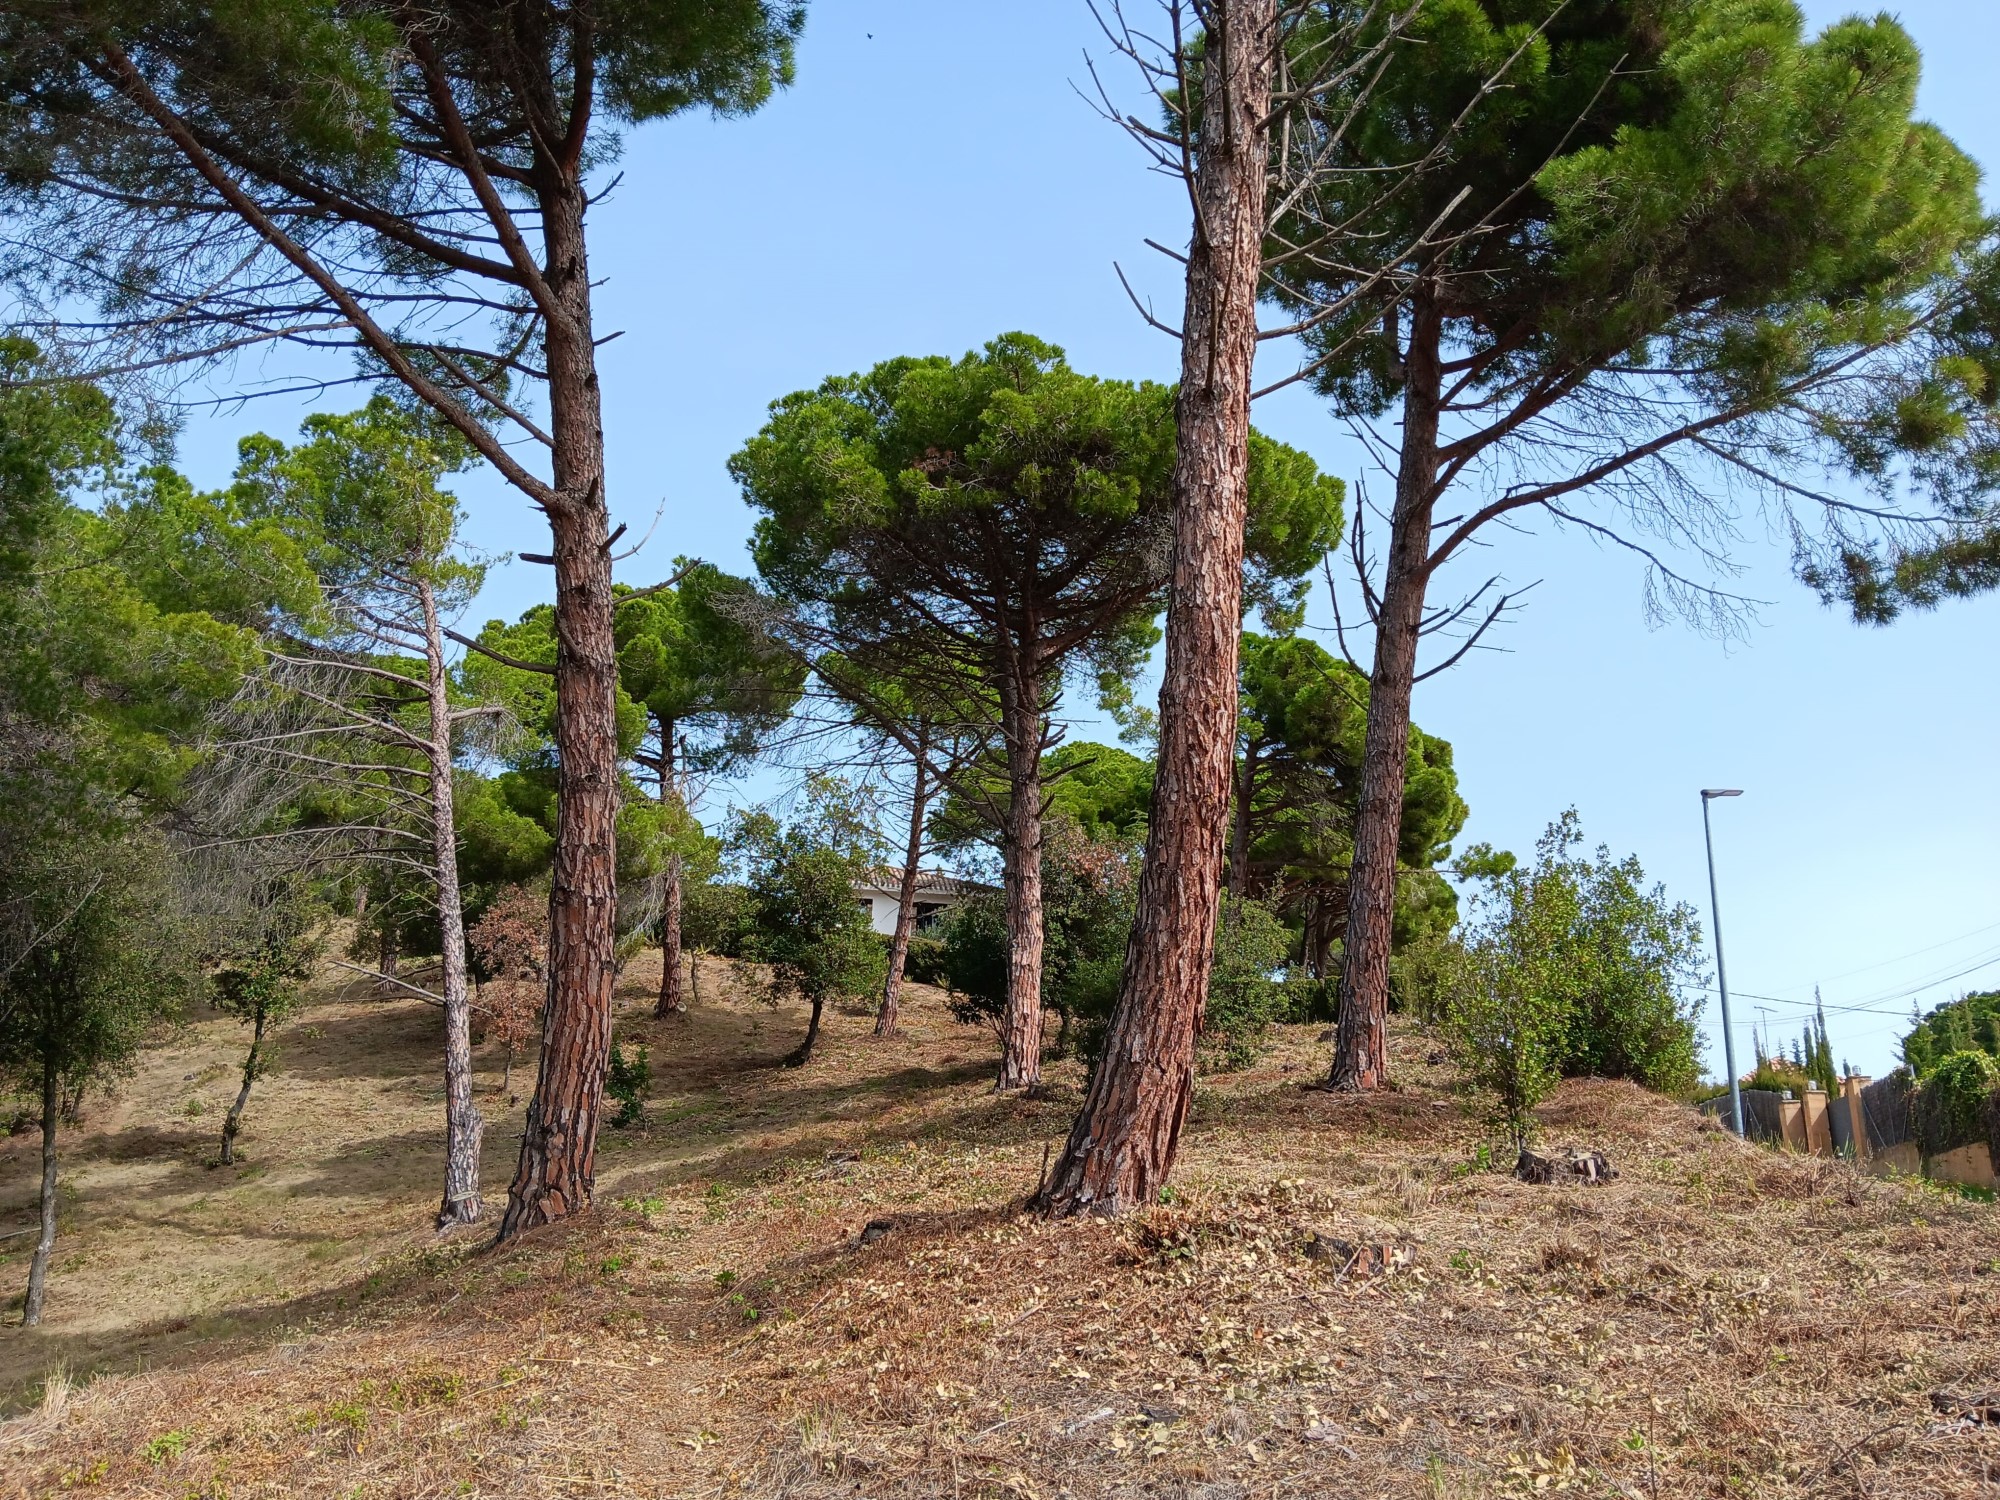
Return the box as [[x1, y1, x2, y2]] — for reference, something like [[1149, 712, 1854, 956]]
[[853, 867, 994, 899]]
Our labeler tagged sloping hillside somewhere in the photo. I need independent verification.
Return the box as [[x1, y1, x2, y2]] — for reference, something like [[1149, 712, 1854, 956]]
[[1, 959, 1995, 1498]]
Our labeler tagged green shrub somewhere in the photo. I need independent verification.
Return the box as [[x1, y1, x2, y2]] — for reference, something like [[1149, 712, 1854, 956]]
[[1742, 1060, 1813, 1098], [1914, 1050, 2000, 1157], [938, 818, 1140, 1058], [1427, 926, 1568, 1150], [900, 934, 950, 988], [1413, 812, 1705, 1111], [938, 893, 1008, 1028], [605, 1042, 651, 1128], [1270, 975, 1338, 1025], [681, 881, 752, 960], [1201, 896, 1293, 1070]]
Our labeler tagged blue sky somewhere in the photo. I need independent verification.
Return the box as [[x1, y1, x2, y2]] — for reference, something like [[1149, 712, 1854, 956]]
[[161, 1, 2000, 1081]]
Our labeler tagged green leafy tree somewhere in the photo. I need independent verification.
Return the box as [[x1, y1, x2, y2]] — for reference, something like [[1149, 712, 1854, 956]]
[[615, 565, 803, 1017], [0, 346, 293, 1320], [0, 834, 196, 1326], [0, 0, 810, 1242], [933, 741, 1158, 851], [731, 778, 883, 1067], [1421, 813, 1707, 1137], [1203, 894, 1294, 1071], [1266, 1, 1995, 1094], [208, 397, 500, 1225], [211, 879, 323, 1166], [1231, 632, 1465, 973], [738, 333, 1343, 1091], [1903, 991, 2000, 1077]]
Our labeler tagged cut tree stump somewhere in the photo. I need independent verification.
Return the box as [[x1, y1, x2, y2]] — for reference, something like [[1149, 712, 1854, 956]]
[[1515, 1148, 1618, 1186]]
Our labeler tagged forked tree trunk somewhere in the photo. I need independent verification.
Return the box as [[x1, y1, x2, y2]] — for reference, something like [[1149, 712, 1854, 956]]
[[996, 670, 1047, 1092], [219, 1005, 266, 1167], [423, 579, 484, 1227], [876, 744, 930, 1039], [1327, 289, 1443, 1092], [655, 714, 685, 1018], [1037, 0, 1276, 1215], [21, 1058, 57, 1327], [499, 180, 620, 1241]]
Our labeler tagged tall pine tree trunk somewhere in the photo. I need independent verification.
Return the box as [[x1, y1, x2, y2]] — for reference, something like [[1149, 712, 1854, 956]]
[[1227, 739, 1261, 897], [655, 714, 684, 1018], [1327, 288, 1443, 1091], [655, 853, 683, 1017], [500, 182, 619, 1241], [876, 740, 929, 1039], [996, 669, 1046, 1092], [1037, 0, 1276, 1214], [423, 579, 484, 1226], [21, 1058, 58, 1327]]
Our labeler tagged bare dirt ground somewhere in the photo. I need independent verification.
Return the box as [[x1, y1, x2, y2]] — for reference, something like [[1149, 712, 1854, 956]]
[[1, 956, 1996, 1498]]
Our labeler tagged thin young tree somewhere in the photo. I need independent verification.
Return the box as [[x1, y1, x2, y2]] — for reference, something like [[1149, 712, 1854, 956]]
[[209, 398, 503, 1226], [735, 333, 1340, 1091], [0, 0, 809, 1240], [211, 875, 322, 1167], [801, 653, 995, 1039], [1255, 0, 1996, 1091], [730, 778, 883, 1067], [614, 565, 803, 1018], [0, 834, 195, 1326]]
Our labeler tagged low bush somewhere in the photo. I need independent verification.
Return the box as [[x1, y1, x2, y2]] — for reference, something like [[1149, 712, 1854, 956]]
[[1201, 896, 1293, 1071], [1411, 813, 1706, 1130], [606, 1042, 651, 1128], [901, 934, 950, 988], [681, 881, 753, 960]]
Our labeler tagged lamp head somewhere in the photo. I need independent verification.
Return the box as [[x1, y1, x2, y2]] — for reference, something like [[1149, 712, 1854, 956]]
[[1701, 788, 1743, 799]]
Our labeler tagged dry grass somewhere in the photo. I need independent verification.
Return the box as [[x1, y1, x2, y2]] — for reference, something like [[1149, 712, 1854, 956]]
[[1, 958, 1997, 1498]]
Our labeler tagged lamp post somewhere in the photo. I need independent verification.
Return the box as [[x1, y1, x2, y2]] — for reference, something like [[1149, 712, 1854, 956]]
[[1701, 788, 1745, 1136]]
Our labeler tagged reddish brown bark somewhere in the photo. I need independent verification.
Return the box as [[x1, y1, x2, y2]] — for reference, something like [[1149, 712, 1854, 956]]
[[1037, 0, 1276, 1215], [875, 746, 929, 1039], [1327, 288, 1443, 1092], [498, 177, 619, 1239], [1226, 736, 1261, 898], [996, 667, 1047, 1092], [655, 852, 684, 1017]]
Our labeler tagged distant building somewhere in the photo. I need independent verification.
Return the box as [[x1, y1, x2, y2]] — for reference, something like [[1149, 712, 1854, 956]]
[[851, 868, 993, 937]]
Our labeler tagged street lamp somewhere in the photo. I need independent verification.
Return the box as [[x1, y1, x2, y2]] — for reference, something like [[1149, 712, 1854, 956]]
[[1701, 788, 1745, 1136]]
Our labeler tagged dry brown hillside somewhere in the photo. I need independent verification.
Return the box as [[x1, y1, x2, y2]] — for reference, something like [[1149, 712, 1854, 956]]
[[1, 956, 1996, 1498]]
